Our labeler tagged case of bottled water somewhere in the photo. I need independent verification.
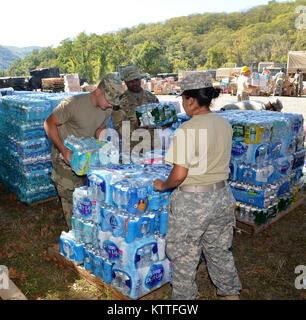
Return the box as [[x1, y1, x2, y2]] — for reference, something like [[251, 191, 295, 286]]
[[136, 102, 178, 128], [0, 91, 84, 204], [218, 110, 305, 225], [63, 136, 119, 176], [60, 230, 85, 264], [58, 162, 174, 298]]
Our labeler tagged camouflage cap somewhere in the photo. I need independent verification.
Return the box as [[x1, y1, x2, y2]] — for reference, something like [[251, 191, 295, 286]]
[[123, 66, 142, 82], [101, 72, 123, 106], [178, 72, 212, 95]]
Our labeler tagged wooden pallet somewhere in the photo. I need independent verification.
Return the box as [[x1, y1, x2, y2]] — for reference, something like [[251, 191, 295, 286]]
[[235, 194, 306, 236], [48, 246, 171, 300], [28, 196, 59, 207], [0, 279, 27, 300]]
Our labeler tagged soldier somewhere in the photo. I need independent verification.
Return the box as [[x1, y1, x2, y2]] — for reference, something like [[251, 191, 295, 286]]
[[237, 66, 256, 102], [112, 66, 159, 156], [273, 68, 286, 96], [154, 72, 242, 300], [220, 97, 283, 112], [44, 73, 123, 229], [294, 69, 304, 97]]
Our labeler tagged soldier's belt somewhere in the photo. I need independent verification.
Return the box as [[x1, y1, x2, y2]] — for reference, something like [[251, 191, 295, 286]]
[[178, 181, 226, 193]]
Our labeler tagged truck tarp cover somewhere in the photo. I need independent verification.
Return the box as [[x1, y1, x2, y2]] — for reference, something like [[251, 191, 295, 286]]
[[287, 51, 306, 73], [216, 68, 241, 80]]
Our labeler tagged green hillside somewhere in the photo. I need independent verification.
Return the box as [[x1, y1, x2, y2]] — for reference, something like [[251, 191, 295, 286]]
[[0, 46, 21, 71], [0, 45, 42, 71], [3, 0, 306, 83]]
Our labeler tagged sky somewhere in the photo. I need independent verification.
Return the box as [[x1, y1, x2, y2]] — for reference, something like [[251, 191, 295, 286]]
[[1, 0, 295, 48]]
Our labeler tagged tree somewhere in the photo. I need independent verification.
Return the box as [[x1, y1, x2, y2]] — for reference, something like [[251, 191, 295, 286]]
[[204, 46, 227, 69], [131, 41, 165, 75], [3, 0, 302, 79]]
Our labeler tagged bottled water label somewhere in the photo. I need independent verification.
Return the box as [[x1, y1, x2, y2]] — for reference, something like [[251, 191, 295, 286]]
[[143, 264, 164, 291]]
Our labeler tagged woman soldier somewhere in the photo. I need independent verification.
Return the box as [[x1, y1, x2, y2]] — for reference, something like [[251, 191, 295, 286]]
[[154, 72, 242, 300]]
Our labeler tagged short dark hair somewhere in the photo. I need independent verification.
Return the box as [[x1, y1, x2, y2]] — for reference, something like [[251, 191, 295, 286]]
[[183, 87, 221, 107]]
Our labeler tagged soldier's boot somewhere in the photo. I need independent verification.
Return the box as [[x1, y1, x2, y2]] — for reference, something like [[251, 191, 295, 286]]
[[218, 295, 240, 300]]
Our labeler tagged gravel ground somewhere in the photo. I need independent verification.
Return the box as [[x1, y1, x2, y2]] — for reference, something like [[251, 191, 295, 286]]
[[158, 94, 306, 120]]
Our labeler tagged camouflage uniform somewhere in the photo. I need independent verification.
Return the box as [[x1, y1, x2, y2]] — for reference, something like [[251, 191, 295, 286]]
[[51, 148, 86, 229], [166, 186, 242, 300], [48, 73, 123, 229], [112, 66, 159, 153], [165, 72, 242, 300], [294, 72, 304, 97], [273, 71, 286, 96]]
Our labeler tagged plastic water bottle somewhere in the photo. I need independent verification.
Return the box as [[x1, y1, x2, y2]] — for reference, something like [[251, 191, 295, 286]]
[[103, 234, 123, 263], [111, 208, 128, 238], [102, 253, 113, 284], [125, 214, 138, 243], [136, 211, 155, 239], [98, 230, 112, 254], [84, 245, 94, 271], [135, 242, 158, 269], [147, 184, 161, 210], [83, 221, 94, 244], [111, 268, 141, 299], [156, 233, 166, 261], [120, 183, 130, 210], [101, 206, 114, 233], [159, 206, 168, 235], [160, 258, 172, 283], [92, 250, 104, 279], [92, 223, 99, 249], [71, 216, 83, 242]]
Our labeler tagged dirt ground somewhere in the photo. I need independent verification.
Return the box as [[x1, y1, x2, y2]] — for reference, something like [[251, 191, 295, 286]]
[[0, 93, 305, 300], [0, 179, 305, 300]]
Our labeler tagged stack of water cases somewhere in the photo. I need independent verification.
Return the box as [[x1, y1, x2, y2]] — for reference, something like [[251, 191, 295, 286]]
[[0, 90, 83, 204], [219, 110, 305, 226], [136, 102, 178, 128], [59, 163, 173, 299]]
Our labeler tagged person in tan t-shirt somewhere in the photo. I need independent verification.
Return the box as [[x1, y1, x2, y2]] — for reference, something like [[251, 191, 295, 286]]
[[44, 73, 123, 229], [154, 72, 242, 300], [237, 66, 256, 101]]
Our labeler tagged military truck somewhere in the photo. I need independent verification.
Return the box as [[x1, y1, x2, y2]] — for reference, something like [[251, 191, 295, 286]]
[[287, 51, 306, 79]]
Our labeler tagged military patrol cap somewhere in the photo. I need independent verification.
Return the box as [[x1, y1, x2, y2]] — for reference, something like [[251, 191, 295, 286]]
[[178, 72, 212, 96], [100, 72, 123, 106], [123, 66, 142, 82]]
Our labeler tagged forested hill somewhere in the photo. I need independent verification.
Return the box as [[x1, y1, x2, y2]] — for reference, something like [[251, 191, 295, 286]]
[[3, 0, 306, 83], [0, 46, 42, 71]]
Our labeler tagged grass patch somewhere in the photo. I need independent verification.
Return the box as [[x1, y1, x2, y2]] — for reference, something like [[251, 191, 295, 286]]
[[0, 182, 305, 300]]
